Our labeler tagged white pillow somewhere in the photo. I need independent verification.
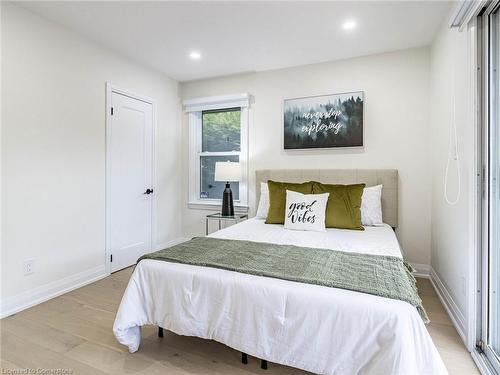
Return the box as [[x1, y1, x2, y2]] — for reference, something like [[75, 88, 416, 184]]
[[284, 190, 329, 232], [361, 185, 384, 226], [255, 182, 269, 219]]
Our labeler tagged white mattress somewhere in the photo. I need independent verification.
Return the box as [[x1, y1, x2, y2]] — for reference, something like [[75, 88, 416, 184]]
[[113, 219, 447, 375], [210, 218, 402, 257]]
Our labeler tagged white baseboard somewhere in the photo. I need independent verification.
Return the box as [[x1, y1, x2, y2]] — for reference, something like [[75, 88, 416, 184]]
[[155, 237, 190, 251], [0, 264, 107, 319], [0, 238, 189, 319], [430, 267, 467, 344], [411, 263, 431, 278]]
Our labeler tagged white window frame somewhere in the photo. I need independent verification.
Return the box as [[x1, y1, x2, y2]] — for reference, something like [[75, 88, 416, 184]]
[[185, 94, 249, 211]]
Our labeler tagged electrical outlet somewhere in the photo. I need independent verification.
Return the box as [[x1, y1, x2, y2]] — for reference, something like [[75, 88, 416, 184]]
[[23, 258, 35, 275]]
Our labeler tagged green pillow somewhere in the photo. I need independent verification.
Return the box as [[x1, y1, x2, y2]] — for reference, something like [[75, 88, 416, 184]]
[[265, 181, 314, 224], [312, 182, 365, 230]]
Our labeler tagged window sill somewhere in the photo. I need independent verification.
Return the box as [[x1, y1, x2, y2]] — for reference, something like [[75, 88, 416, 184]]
[[188, 201, 249, 212]]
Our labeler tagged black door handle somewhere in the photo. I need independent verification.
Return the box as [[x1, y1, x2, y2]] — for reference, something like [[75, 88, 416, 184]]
[[143, 189, 154, 195]]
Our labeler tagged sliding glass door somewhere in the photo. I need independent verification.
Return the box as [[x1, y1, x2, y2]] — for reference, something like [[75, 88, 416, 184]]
[[484, 4, 500, 372], [489, 5, 500, 363]]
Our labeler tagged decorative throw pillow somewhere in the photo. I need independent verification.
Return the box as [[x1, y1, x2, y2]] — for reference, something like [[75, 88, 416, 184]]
[[266, 180, 314, 224], [255, 182, 270, 219], [361, 185, 384, 226], [312, 182, 365, 230], [284, 190, 329, 232]]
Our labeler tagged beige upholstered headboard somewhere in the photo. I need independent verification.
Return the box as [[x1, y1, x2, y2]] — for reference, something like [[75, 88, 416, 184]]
[[255, 169, 398, 228]]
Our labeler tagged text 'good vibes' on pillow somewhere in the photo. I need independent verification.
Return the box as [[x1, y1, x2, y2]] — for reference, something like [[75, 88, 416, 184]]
[[284, 190, 329, 232]]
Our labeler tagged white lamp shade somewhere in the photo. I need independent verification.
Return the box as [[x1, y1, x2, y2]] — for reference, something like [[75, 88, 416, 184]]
[[214, 161, 242, 182]]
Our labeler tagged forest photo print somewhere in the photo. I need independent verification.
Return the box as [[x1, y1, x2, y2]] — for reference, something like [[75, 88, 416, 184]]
[[284, 91, 364, 149]]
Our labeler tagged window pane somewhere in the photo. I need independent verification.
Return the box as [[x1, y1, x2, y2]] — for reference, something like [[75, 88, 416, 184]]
[[202, 108, 241, 152], [200, 155, 239, 200]]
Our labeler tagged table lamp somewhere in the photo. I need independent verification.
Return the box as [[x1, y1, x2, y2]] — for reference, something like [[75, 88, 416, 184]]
[[214, 161, 241, 216]]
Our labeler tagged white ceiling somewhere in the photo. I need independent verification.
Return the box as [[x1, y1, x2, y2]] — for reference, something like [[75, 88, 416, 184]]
[[18, 1, 454, 82]]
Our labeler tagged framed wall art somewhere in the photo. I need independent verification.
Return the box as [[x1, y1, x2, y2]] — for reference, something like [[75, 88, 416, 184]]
[[284, 91, 364, 149]]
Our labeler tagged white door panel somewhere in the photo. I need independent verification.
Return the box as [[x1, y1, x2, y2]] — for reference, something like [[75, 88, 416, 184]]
[[108, 92, 153, 272]]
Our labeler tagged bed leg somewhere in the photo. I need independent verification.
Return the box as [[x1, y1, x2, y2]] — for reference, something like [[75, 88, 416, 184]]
[[261, 360, 268, 370], [241, 352, 248, 364], [158, 327, 164, 338]]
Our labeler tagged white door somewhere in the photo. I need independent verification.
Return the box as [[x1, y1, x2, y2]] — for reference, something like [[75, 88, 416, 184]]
[[108, 91, 153, 273]]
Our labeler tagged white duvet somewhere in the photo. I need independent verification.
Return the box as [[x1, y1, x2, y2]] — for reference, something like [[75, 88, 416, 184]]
[[113, 219, 448, 375]]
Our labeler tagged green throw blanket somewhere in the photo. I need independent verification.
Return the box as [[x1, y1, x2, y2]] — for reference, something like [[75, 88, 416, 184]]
[[139, 237, 429, 323]]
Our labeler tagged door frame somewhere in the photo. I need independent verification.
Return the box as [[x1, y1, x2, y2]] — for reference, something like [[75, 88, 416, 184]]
[[105, 82, 157, 275]]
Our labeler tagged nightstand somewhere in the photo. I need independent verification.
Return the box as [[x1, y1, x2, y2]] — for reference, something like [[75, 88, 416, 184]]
[[205, 213, 248, 235]]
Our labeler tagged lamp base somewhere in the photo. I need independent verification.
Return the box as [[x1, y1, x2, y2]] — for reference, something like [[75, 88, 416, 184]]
[[221, 183, 234, 216]]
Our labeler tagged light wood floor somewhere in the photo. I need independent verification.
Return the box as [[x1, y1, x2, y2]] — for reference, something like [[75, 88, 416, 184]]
[[1, 268, 479, 375]]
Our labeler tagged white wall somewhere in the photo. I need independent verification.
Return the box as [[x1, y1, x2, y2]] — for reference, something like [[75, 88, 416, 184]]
[[1, 3, 182, 315], [430, 22, 474, 343], [180, 47, 432, 267]]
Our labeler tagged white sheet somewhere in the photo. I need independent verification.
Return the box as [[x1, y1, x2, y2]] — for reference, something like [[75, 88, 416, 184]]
[[210, 218, 402, 257], [113, 219, 447, 375]]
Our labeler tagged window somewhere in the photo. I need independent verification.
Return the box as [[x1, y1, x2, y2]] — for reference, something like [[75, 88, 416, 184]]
[[200, 108, 241, 200], [185, 94, 249, 209]]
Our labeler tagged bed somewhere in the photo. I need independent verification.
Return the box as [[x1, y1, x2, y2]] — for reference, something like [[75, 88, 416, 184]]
[[113, 169, 447, 375]]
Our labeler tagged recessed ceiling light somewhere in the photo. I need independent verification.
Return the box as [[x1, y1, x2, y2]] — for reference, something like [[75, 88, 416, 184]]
[[342, 20, 357, 31], [189, 51, 201, 60]]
